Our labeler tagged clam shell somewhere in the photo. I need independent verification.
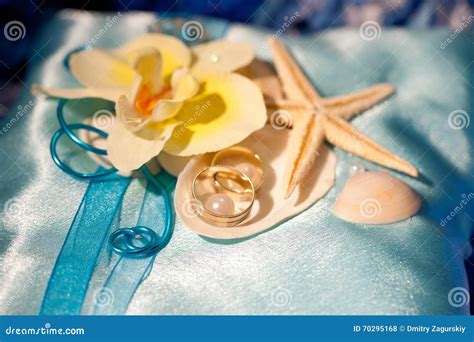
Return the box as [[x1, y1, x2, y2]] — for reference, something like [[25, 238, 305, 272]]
[[174, 124, 336, 239], [333, 171, 421, 225]]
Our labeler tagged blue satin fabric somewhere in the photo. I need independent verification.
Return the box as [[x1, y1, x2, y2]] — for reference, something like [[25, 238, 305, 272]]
[[0, 10, 473, 315]]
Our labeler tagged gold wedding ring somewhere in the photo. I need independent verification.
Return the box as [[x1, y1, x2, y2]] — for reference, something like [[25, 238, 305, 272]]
[[211, 146, 264, 192], [192, 165, 255, 227]]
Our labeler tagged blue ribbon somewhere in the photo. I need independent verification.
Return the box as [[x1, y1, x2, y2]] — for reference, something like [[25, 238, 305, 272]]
[[93, 172, 175, 314], [40, 171, 131, 315], [41, 98, 175, 315]]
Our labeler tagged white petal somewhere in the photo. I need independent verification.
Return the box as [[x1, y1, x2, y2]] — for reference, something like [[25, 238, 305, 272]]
[[164, 72, 267, 156], [32, 84, 124, 102], [129, 47, 164, 92], [115, 94, 146, 132], [191, 40, 255, 78], [148, 68, 200, 122], [70, 49, 136, 88], [117, 34, 192, 81], [157, 152, 191, 177], [106, 117, 179, 172]]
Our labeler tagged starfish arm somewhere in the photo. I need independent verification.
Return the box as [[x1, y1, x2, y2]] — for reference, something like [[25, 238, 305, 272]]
[[265, 98, 309, 113], [321, 84, 395, 120], [283, 111, 325, 198], [268, 38, 321, 106], [322, 114, 418, 177]]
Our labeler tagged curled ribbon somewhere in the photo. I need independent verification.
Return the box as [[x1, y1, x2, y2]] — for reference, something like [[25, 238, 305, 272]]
[[42, 97, 174, 315], [50, 98, 174, 259]]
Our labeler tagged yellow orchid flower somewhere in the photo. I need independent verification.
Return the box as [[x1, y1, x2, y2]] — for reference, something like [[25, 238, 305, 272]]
[[33, 34, 266, 172], [33, 34, 193, 102]]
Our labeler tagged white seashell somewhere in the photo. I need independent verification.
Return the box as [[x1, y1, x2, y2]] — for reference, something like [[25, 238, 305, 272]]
[[333, 171, 421, 225], [174, 124, 337, 239]]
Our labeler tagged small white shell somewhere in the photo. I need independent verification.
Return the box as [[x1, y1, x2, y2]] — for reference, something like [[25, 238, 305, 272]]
[[333, 171, 421, 225], [174, 124, 337, 239]]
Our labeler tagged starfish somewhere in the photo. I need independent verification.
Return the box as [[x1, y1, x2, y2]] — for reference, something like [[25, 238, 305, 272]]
[[266, 38, 418, 199]]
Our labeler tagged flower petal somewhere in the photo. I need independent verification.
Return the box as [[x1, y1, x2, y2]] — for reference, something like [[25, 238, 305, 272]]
[[106, 115, 180, 172], [157, 151, 191, 176], [118, 34, 192, 82], [32, 84, 124, 102], [128, 48, 176, 117], [171, 68, 201, 102], [119, 69, 200, 132], [191, 40, 255, 77], [130, 47, 164, 94], [164, 73, 266, 156], [148, 68, 200, 122], [70, 49, 136, 88], [115, 94, 145, 132]]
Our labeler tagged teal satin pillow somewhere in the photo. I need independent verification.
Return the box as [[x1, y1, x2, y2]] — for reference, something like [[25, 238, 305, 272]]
[[0, 10, 472, 315]]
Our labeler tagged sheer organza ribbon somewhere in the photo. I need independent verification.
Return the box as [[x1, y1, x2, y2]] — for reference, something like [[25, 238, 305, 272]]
[[40, 98, 174, 315]]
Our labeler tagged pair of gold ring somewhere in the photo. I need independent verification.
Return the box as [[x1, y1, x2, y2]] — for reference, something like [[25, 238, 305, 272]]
[[191, 146, 263, 227]]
